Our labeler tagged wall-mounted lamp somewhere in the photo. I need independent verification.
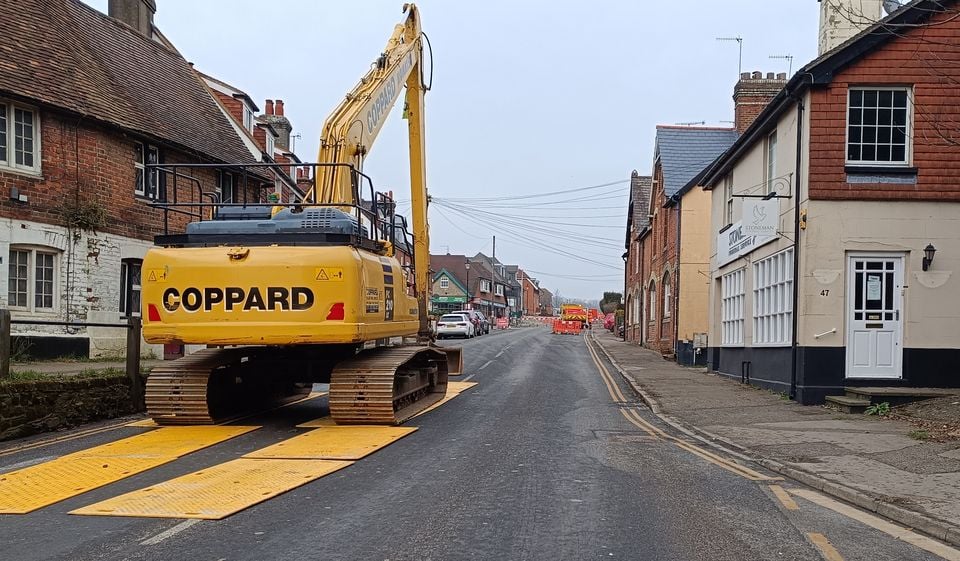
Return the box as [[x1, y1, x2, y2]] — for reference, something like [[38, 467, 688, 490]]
[[922, 244, 937, 271]]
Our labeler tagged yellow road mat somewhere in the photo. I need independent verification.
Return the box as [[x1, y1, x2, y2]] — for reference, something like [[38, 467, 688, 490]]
[[73, 426, 257, 459], [0, 426, 257, 514], [70, 458, 351, 520], [447, 381, 478, 393], [298, 382, 477, 427], [244, 426, 417, 460]]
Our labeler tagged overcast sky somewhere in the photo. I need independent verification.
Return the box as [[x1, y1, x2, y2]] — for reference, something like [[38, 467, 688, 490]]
[[87, 0, 820, 300]]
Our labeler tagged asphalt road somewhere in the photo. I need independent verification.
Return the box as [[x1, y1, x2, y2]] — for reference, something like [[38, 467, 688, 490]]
[[0, 326, 956, 561]]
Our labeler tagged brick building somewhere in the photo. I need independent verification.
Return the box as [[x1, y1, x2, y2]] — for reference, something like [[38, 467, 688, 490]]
[[516, 269, 540, 316], [0, 0, 297, 357], [702, 0, 960, 403], [624, 171, 652, 343], [631, 126, 738, 358]]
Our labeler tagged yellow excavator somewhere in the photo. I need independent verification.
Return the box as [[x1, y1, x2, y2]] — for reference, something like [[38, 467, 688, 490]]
[[140, 3, 461, 425]]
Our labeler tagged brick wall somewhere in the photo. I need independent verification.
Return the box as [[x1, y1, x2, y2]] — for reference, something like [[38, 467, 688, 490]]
[[809, 8, 960, 201], [0, 110, 262, 240], [734, 71, 788, 135], [640, 164, 679, 356]]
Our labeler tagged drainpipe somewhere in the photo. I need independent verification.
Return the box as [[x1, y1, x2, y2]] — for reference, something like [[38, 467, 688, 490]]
[[790, 96, 805, 400], [674, 198, 682, 359]]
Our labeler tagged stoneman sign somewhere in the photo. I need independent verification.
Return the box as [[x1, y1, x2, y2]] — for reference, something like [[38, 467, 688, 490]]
[[717, 219, 778, 267]]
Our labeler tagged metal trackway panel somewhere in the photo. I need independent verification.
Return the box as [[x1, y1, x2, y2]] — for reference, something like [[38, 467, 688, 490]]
[[71, 426, 258, 459], [0, 456, 172, 514], [244, 426, 418, 460], [70, 458, 353, 520], [0, 426, 258, 514]]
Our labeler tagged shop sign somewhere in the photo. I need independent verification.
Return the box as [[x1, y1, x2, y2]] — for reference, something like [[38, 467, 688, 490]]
[[717, 220, 777, 267]]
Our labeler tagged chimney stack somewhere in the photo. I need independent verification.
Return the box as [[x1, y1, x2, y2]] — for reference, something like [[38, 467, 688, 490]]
[[733, 71, 788, 134], [108, 0, 156, 37], [818, 0, 884, 55], [258, 99, 293, 150]]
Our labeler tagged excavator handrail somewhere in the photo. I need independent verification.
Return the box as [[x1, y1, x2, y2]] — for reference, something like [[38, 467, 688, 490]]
[[146, 162, 393, 244]]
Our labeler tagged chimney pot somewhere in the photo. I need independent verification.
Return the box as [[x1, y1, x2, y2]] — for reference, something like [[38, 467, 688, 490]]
[[740, 72, 751, 80], [766, 72, 775, 79], [275, 100, 285, 116], [777, 72, 787, 80], [265, 100, 274, 115], [752, 71, 762, 79]]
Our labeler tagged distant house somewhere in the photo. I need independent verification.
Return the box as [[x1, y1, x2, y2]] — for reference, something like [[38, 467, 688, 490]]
[[701, 0, 960, 403], [470, 252, 510, 318], [0, 0, 296, 358], [633, 126, 738, 360], [624, 171, 652, 343]]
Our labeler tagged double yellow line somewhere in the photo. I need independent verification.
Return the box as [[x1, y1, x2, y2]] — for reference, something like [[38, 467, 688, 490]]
[[585, 335, 776, 482]]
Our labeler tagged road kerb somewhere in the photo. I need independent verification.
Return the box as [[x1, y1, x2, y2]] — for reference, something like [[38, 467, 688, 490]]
[[589, 333, 960, 549]]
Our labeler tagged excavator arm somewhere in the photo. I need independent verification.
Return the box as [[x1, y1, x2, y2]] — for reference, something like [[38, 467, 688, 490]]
[[310, 3, 424, 207], [308, 3, 433, 339]]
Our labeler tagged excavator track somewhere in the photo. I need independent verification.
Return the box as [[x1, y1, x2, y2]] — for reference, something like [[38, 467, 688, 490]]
[[145, 347, 311, 425], [329, 345, 450, 425]]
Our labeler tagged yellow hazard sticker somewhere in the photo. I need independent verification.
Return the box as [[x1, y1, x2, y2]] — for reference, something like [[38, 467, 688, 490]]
[[146, 269, 168, 283], [315, 267, 344, 281]]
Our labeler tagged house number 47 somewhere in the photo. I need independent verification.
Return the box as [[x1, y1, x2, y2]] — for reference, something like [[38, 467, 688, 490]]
[[820, 289, 830, 297]]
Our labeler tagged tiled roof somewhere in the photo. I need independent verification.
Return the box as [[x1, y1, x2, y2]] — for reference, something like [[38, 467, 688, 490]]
[[0, 0, 257, 164], [654, 126, 738, 198]]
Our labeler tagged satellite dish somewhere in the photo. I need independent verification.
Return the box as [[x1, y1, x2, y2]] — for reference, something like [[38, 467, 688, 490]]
[[883, 0, 903, 15]]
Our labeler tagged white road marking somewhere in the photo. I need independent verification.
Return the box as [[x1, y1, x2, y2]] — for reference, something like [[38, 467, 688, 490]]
[[791, 489, 960, 561], [0, 455, 57, 474], [478, 360, 493, 370], [140, 519, 201, 546]]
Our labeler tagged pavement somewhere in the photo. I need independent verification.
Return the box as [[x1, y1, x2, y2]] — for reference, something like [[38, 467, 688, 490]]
[[9, 359, 164, 376], [591, 327, 960, 546]]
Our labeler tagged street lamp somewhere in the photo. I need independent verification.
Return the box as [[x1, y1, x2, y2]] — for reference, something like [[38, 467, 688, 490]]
[[922, 244, 937, 271], [464, 261, 471, 310]]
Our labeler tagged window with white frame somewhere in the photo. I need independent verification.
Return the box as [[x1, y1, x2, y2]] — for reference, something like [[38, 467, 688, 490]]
[[120, 258, 143, 317], [847, 87, 910, 165], [8, 247, 57, 312], [439, 277, 449, 289], [662, 272, 671, 319], [766, 130, 777, 193], [242, 105, 254, 132], [0, 100, 40, 173], [648, 280, 656, 323], [495, 284, 504, 296], [723, 174, 734, 225], [266, 134, 275, 157], [721, 268, 745, 346], [134, 142, 160, 199], [753, 249, 793, 346], [480, 279, 491, 293]]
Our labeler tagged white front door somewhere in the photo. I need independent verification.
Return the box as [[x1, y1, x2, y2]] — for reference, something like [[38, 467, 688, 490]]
[[846, 254, 903, 379]]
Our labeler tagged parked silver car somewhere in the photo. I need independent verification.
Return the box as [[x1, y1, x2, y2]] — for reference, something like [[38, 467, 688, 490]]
[[452, 310, 489, 335], [437, 313, 475, 339]]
